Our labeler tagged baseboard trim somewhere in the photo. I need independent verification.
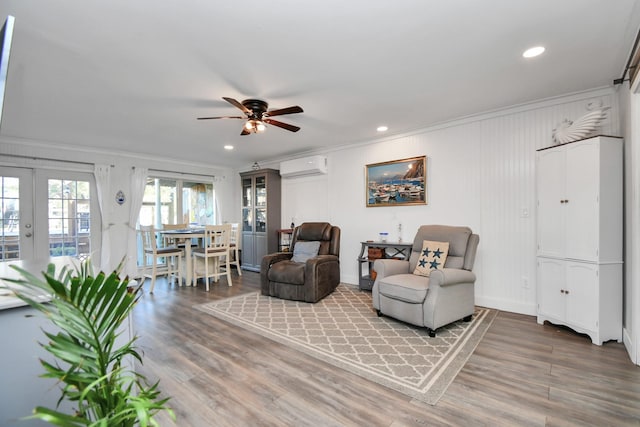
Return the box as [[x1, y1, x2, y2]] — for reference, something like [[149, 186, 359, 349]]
[[475, 295, 537, 316], [623, 327, 637, 365]]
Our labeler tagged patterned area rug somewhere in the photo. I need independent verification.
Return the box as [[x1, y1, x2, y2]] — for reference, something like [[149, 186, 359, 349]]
[[195, 284, 497, 405]]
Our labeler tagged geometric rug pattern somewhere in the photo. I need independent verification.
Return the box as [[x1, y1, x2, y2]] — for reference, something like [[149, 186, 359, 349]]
[[195, 283, 497, 404]]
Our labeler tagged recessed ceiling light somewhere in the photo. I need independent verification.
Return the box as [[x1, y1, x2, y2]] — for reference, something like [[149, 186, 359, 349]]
[[377, 126, 388, 132], [523, 46, 545, 58], [224, 145, 234, 150]]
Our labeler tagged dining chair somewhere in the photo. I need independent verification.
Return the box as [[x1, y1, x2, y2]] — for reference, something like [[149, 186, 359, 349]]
[[229, 223, 242, 276], [192, 224, 233, 290], [139, 225, 183, 293], [162, 223, 191, 247]]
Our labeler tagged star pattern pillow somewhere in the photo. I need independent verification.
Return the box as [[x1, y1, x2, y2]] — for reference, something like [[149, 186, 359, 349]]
[[413, 240, 449, 277]]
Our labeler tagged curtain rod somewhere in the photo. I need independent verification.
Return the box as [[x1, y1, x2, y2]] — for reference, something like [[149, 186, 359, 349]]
[[0, 153, 114, 167], [1, 154, 216, 179], [146, 167, 216, 180], [614, 27, 640, 85]]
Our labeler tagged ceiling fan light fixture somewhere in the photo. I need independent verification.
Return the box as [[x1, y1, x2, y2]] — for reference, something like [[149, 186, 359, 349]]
[[245, 119, 266, 133], [198, 97, 303, 135]]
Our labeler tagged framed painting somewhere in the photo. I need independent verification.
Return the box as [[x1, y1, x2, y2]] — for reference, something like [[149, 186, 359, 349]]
[[366, 156, 427, 207]]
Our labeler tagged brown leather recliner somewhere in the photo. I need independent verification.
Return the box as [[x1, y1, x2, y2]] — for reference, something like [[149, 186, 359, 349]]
[[261, 222, 341, 303]]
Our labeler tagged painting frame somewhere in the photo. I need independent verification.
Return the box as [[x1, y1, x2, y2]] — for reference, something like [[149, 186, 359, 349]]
[[365, 155, 427, 207]]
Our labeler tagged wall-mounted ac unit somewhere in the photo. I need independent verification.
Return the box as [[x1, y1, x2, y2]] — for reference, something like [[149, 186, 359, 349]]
[[280, 155, 328, 178]]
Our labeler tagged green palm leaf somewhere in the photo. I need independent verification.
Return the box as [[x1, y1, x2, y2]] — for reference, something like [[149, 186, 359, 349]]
[[3, 259, 174, 425]]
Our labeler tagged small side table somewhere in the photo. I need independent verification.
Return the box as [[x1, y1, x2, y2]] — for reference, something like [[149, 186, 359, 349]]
[[277, 228, 294, 252], [357, 241, 413, 290]]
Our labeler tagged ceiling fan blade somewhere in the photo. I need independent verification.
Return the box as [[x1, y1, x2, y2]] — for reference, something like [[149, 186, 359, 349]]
[[240, 128, 252, 136], [266, 106, 304, 117], [197, 116, 244, 120], [223, 97, 252, 115], [264, 118, 301, 132]]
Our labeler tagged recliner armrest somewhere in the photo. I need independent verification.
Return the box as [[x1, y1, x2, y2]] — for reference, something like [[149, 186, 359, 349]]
[[305, 254, 339, 268], [373, 258, 410, 280], [261, 252, 293, 269], [428, 268, 476, 288]]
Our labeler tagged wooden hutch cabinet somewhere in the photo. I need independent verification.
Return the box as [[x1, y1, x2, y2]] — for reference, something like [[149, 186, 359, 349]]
[[240, 168, 281, 271]]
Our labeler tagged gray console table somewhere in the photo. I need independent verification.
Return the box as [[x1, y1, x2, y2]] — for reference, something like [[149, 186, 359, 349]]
[[357, 241, 413, 290]]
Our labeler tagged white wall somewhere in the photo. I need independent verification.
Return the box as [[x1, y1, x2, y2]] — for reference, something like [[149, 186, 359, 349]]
[[282, 174, 329, 227], [275, 87, 620, 316]]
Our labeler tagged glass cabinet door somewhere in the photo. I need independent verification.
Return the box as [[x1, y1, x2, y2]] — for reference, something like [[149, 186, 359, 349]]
[[242, 207, 252, 232], [242, 178, 253, 232], [255, 208, 266, 232], [255, 176, 266, 207], [242, 177, 252, 208], [254, 176, 267, 232]]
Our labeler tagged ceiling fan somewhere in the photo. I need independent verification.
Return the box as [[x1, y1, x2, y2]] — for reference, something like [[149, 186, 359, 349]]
[[197, 97, 303, 135]]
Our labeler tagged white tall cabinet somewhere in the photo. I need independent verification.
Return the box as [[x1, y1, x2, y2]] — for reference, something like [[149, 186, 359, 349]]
[[536, 136, 623, 345]]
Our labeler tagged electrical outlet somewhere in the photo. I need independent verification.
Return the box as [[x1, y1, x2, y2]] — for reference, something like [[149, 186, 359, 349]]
[[521, 208, 529, 218], [522, 276, 530, 289]]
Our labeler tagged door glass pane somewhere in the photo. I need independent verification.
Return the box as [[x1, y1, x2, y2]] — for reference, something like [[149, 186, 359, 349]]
[[183, 182, 214, 225], [1, 176, 20, 260], [47, 179, 91, 257]]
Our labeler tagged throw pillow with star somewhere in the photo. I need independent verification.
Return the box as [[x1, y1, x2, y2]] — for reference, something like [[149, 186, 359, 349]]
[[413, 240, 450, 277]]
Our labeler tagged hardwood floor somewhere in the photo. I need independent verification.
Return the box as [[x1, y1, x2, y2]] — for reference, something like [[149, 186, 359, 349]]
[[131, 271, 640, 426]]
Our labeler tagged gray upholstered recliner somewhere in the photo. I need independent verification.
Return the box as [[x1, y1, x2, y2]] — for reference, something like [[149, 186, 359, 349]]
[[261, 222, 341, 303], [372, 225, 479, 337]]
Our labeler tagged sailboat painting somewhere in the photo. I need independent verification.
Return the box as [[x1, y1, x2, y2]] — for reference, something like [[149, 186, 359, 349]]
[[365, 156, 427, 207]]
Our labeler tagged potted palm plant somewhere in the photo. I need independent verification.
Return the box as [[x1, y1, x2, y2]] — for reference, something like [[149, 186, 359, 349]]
[[3, 259, 174, 426]]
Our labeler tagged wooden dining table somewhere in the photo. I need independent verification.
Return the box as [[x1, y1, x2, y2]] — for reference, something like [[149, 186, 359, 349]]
[[158, 227, 205, 286]]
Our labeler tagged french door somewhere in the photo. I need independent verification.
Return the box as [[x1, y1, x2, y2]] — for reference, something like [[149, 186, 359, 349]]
[[0, 167, 34, 260], [0, 166, 100, 262]]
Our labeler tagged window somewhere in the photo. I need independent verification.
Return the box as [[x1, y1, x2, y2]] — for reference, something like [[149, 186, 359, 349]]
[[140, 178, 177, 227], [139, 177, 215, 227], [47, 179, 92, 257], [182, 181, 215, 226], [137, 177, 215, 269]]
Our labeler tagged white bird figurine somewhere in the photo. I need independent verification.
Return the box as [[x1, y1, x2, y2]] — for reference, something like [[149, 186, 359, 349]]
[[552, 108, 608, 145]]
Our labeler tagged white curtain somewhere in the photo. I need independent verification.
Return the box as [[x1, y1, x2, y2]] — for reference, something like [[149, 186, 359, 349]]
[[125, 167, 148, 278], [93, 164, 111, 271], [213, 178, 221, 224]]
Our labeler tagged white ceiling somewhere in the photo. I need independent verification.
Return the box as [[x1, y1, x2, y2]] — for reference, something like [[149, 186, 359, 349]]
[[1, 1, 639, 168]]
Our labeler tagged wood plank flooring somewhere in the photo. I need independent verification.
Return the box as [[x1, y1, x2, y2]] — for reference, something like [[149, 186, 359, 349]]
[[131, 272, 640, 426]]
